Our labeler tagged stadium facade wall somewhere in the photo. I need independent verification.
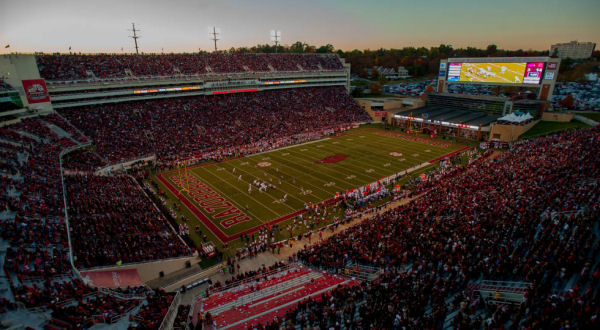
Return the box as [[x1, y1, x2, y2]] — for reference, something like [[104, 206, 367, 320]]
[[82, 255, 199, 284], [489, 119, 540, 142], [1, 54, 351, 110], [541, 112, 574, 122]]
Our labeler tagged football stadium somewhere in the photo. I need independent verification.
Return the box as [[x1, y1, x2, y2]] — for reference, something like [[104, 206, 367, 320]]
[[1, 1, 599, 329]]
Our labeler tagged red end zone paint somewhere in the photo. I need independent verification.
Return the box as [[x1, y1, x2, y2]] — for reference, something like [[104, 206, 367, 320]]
[[156, 130, 470, 243], [157, 173, 315, 243]]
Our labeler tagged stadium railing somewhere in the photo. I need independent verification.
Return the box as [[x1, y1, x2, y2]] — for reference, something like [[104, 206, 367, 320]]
[[128, 173, 191, 250], [59, 141, 93, 280], [44, 69, 345, 87], [158, 291, 182, 330], [194, 263, 294, 300]]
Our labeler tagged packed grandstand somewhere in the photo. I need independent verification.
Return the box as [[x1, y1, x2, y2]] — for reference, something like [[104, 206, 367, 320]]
[[0, 52, 598, 330]]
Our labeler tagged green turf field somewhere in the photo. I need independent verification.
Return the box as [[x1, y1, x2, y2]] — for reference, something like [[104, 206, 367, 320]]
[[519, 120, 591, 139], [153, 128, 466, 248]]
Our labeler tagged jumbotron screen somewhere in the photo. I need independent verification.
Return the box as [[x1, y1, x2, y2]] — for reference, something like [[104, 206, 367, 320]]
[[447, 62, 545, 85]]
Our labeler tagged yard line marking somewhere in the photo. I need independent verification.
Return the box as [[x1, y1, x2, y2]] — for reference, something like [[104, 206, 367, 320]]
[[219, 160, 318, 205], [191, 170, 283, 220], [288, 143, 390, 185], [186, 171, 267, 220], [248, 154, 336, 198], [205, 165, 299, 213], [246, 137, 330, 158], [275, 151, 358, 187], [301, 141, 394, 180]]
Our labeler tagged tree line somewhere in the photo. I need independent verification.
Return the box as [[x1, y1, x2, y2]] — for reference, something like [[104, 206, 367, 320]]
[[224, 43, 551, 77]]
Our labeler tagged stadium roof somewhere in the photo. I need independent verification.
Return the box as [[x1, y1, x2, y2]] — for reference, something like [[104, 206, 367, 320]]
[[394, 105, 501, 130]]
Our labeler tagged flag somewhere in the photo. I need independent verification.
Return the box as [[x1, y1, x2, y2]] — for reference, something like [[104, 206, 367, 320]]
[[4, 45, 9, 48], [69, 46, 72, 50]]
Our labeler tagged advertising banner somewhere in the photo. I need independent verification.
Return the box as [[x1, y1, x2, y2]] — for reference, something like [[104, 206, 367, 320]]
[[21, 79, 50, 104], [80, 269, 143, 288]]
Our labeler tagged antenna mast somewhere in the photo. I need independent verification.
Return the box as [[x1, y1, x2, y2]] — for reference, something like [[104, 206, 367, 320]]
[[271, 30, 281, 54], [130, 23, 141, 55], [210, 26, 220, 52]]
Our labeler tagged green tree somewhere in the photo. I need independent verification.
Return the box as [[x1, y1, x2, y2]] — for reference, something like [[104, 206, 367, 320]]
[[316, 44, 335, 53], [486, 44, 498, 56], [368, 82, 382, 95]]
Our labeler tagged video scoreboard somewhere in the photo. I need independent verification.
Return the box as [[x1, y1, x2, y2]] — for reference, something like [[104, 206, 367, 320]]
[[447, 61, 545, 85]]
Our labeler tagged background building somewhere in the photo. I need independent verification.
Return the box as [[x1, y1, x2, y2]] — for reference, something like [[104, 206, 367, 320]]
[[550, 41, 596, 59]]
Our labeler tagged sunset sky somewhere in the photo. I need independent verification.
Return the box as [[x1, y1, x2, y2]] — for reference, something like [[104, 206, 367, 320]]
[[1, 0, 598, 54]]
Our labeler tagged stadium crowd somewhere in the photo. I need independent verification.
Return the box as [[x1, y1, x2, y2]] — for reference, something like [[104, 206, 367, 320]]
[[128, 289, 175, 329], [0, 114, 188, 328], [59, 87, 369, 163], [1, 116, 76, 283], [65, 174, 192, 268], [62, 148, 107, 173], [36, 53, 344, 81], [252, 127, 600, 329]]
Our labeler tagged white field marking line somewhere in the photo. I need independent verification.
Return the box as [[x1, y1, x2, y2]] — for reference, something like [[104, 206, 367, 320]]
[[219, 161, 312, 206], [367, 131, 456, 151], [296, 140, 404, 184], [247, 153, 338, 198], [259, 164, 325, 201], [221, 279, 352, 329], [162, 174, 232, 243], [299, 136, 448, 185], [307, 140, 397, 178], [234, 157, 325, 200], [195, 167, 296, 214], [293, 146, 378, 184], [353, 137, 451, 168], [325, 133, 434, 168], [267, 150, 359, 189], [282, 151, 374, 190], [247, 137, 331, 158], [190, 170, 280, 220], [187, 170, 268, 221], [281, 143, 386, 186], [354, 133, 450, 158]]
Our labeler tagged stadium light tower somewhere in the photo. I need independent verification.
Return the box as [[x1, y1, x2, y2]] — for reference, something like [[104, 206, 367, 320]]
[[129, 23, 141, 55], [270, 30, 281, 53], [209, 26, 220, 52]]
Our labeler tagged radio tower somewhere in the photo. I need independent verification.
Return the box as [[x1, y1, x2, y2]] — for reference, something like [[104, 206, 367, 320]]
[[209, 26, 220, 52], [270, 30, 281, 53], [130, 23, 141, 55]]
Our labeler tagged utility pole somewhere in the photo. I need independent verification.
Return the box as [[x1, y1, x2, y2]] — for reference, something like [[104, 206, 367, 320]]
[[270, 30, 281, 53], [130, 23, 141, 55], [209, 26, 220, 52]]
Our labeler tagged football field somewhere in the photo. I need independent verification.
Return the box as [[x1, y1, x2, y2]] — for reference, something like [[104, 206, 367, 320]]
[[155, 128, 467, 244]]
